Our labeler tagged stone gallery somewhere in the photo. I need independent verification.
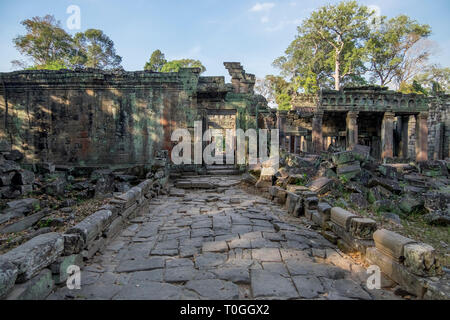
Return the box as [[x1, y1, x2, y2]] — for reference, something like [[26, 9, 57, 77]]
[[0, 62, 449, 300]]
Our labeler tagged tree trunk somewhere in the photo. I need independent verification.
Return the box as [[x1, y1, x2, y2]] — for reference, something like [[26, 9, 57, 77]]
[[335, 55, 341, 91]]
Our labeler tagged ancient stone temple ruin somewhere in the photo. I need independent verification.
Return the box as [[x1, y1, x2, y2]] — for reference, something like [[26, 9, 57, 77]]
[[0, 62, 270, 167], [279, 87, 449, 162], [0, 63, 449, 301]]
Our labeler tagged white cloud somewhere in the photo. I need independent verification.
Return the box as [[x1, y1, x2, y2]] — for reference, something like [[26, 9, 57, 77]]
[[261, 16, 269, 23], [250, 2, 275, 12], [265, 19, 301, 32]]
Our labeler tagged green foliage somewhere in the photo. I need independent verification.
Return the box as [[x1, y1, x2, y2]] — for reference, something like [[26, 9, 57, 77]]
[[38, 218, 53, 228], [144, 49, 167, 72], [13, 15, 74, 69], [413, 65, 450, 94], [160, 59, 206, 73], [366, 14, 431, 87], [72, 29, 122, 69], [13, 15, 122, 70], [275, 1, 373, 91]]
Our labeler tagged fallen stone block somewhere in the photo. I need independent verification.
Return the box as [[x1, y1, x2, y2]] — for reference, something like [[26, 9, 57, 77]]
[[6, 268, 54, 300], [349, 218, 377, 240], [0, 258, 18, 299], [331, 151, 355, 165], [368, 176, 402, 194], [6, 198, 39, 211], [330, 207, 358, 231], [136, 179, 152, 194], [329, 222, 374, 253], [66, 210, 113, 245], [366, 247, 427, 298], [286, 185, 309, 194], [373, 229, 416, 261], [306, 177, 333, 195], [0, 209, 49, 234], [104, 216, 124, 239], [114, 190, 138, 209], [120, 202, 138, 219], [337, 162, 361, 179], [62, 234, 84, 256], [403, 243, 442, 277], [50, 254, 83, 284], [82, 236, 106, 260], [3, 233, 64, 282], [317, 202, 332, 221], [285, 192, 300, 216], [304, 196, 318, 210]]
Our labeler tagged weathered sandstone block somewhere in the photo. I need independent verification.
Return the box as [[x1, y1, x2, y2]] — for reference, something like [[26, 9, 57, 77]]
[[373, 229, 416, 261], [330, 207, 358, 231], [349, 218, 377, 240], [2, 233, 64, 282], [403, 243, 442, 276]]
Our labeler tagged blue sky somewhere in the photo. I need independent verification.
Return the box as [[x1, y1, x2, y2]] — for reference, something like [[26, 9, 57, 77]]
[[0, 0, 449, 80]]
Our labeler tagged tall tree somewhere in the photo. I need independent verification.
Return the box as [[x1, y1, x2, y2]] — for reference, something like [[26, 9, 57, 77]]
[[413, 65, 450, 94], [144, 50, 167, 72], [366, 15, 432, 87], [72, 29, 122, 69], [160, 59, 206, 73], [277, 1, 373, 91], [12, 15, 74, 69]]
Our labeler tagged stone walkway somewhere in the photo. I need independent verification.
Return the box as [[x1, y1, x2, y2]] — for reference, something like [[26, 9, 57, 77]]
[[48, 176, 400, 300]]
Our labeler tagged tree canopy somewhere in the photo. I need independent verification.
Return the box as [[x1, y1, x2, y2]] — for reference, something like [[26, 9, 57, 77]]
[[12, 15, 122, 70], [144, 50, 167, 72], [160, 59, 206, 73]]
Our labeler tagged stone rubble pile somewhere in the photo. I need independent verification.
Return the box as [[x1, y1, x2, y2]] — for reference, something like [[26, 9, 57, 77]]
[[242, 149, 450, 300]]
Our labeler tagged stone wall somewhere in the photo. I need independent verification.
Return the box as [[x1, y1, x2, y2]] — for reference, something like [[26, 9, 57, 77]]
[[0, 64, 267, 168]]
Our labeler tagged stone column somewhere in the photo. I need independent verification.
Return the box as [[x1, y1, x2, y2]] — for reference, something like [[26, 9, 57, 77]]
[[300, 136, 305, 152], [277, 112, 287, 150], [399, 116, 409, 159], [294, 136, 301, 154], [415, 112, 428, 162], [381, 112, 395, 159], [312, 111, 324, 153], [346, 111, 359, 150]]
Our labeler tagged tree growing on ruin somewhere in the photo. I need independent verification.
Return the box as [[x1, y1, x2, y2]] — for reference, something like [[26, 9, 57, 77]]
[[144, 50, 167, 72], [366, 15, 432, 88], [275, 1, 373, 91], [71, 29, 122, 70], [13, 15, 122, 70], [160, 59, 206, 73], [12, 15, 74, 69]]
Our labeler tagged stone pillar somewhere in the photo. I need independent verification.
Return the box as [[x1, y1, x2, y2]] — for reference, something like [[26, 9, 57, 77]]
[[294, 136, 301, 154], [277, 112, 287, 150], [381, 112, 395, 159], [415, 112, 428, 162], [289, 135, 295, 153], [300, 136, 305, 152], [407, 115, 416, 159], [399, 116, 409, 159], [312, 111, 324, 153], [346, 111, 359, 150]]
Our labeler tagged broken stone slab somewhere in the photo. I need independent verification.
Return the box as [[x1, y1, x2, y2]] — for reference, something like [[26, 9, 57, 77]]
[[114, 190, 138, 209], [349, 193, 369, 209], [6, 198, 39, 211], [330, 207, 358, 231], [286, 185, 309, 194], [403, 243, 442, 277], [5, 268, 54, 300], [66, 209, 113, 245], [317, 202, 332, 221], [366, 247, 427, 298], [351, 144, 370, 160], [349, 218, 377, 240], [373, 229, 416, 261], [82, 236, 106, 260], [0, 258, 18, 299], [331, 151, 356, 165], [337, 162, 361, 179], [378, 165, 399, 180], [304, 196, 318, 210], [306, 177, 334, 195], [0, 160, 20, 173], [2, 232, 64, 282], [368, 176, 402, 194], [424, 211, 450, 226], [0, 209, 49, 234]]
